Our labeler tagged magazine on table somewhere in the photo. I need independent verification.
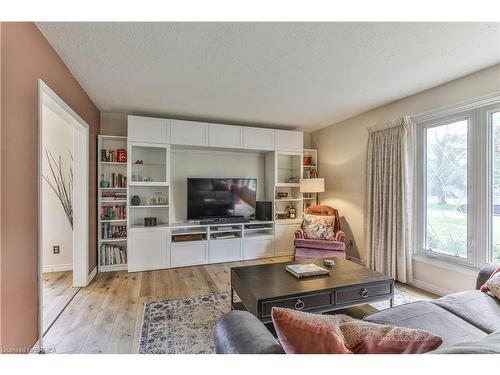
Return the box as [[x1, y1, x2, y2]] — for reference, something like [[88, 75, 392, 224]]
[[286, 263, 330, 278]]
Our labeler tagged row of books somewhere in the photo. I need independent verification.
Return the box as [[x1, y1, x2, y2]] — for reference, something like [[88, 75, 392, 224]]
[[101, 191, 127, 200], [101, 149, 127, 163], [101, 205, 127, 220], [100, 244, 127, 266], [101, 223, 127, 239], [100, 173, 127, 188]]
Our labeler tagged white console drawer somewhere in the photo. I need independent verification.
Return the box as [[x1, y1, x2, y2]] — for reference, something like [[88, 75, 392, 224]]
[[274, 223, 300, 256], [209, 239, 242, 263], [243, 238, 274, 260], [171, 241, 208, 267]]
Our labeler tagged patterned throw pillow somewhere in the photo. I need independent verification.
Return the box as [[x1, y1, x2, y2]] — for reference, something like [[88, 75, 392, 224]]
[[483, 272, 500, 299], [271, 307, 443, 354], [301, 213, 335, 240], [480, 266, 500, 296]]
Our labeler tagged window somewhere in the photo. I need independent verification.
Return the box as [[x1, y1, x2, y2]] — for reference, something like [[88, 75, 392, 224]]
[[425, 119, 468, 258], [416, 98, 500, 268], [492, 111, 500, 262]]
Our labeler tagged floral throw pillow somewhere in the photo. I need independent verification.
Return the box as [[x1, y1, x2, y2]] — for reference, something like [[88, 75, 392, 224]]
[[302, 213, 335, 241], [483, 271, 500, 300]]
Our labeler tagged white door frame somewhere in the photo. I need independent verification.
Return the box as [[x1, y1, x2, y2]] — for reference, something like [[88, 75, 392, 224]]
[[37, 80, 90, 347]]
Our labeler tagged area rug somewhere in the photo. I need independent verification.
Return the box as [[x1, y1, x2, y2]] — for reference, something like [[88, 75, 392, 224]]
[[138, 286, 418, 354]]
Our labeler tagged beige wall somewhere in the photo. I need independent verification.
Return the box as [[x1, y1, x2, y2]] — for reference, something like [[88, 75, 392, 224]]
[[312, 64, 500, 293], [0, 22, 100, 351], [42, 104, 74, 272]]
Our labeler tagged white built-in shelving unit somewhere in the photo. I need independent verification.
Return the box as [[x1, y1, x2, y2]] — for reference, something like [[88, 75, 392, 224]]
[[97, 116, 307, 273], [97, 135, 128, 272]]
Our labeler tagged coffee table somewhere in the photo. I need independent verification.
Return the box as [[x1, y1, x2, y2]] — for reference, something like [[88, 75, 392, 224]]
[[230, 258, 394, 323]]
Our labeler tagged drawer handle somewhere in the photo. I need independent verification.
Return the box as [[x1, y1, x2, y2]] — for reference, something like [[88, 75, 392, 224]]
[[294, 299, 305, 310], [360, 288, 370, 298]]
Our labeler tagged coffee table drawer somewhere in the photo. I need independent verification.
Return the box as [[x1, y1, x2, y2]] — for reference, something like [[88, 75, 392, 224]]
[[336, 282, 392, 304], [260, 292, 332, 318]]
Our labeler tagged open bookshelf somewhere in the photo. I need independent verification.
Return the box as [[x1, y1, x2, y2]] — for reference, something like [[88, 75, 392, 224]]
[[97, 135, 128, 272], [302, 148, 318, 211]]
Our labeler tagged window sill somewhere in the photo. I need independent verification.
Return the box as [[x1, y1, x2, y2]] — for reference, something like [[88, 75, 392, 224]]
[[412, 253, 479, 277]]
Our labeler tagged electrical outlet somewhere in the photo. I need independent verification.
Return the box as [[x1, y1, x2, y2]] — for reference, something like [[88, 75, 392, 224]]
[[349, 240, 354, 248], [53, 245, 60, 254]]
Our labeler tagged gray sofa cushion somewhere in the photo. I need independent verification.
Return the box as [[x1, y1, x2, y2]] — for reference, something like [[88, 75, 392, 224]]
[[430, 330, 500, 354], [432, 290, 500, 334], [214, 310, 285, 354], [364, 301, 487, 346]]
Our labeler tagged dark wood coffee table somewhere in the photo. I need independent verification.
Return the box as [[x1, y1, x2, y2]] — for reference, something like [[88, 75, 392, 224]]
[[230, 258, 394, 323]]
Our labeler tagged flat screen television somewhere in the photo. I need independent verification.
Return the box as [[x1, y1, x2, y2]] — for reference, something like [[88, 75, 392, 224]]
[[187, 178, 257, 220]]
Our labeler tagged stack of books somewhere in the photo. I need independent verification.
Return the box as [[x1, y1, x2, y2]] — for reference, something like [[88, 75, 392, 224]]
[[100, 244, 127, 265], [286, 263, 330, 278]]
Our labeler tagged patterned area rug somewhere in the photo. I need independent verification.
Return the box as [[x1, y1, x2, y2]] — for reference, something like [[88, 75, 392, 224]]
[[138, 287, 418, 354]]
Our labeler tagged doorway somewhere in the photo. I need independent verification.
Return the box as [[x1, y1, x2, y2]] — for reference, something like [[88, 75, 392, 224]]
[[38, 80, 90, 344]]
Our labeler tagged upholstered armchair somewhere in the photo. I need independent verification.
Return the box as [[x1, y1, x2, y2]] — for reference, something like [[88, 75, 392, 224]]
[[294, 205, 346, 261]]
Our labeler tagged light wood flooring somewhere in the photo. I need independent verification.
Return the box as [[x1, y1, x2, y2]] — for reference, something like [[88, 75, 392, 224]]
[[42, 271, 79, 334], [42, 257, 437, 354]]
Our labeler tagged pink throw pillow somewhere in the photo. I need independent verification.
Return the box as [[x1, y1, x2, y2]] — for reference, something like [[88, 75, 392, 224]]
[[480, 266, 500, 293], [271, 307, 442, 354]]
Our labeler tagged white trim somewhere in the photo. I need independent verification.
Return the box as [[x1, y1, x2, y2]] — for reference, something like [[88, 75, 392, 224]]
[[88, 266, 97, 283], [37, 79, 91, 353], [412, 254, 479, 277], [42, 264, 73, 273], [409, 279, 453, 298], [412, 91, 500, 123]]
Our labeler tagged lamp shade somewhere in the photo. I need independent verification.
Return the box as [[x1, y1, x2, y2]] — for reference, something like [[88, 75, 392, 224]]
[[299, 178, 325, 193]]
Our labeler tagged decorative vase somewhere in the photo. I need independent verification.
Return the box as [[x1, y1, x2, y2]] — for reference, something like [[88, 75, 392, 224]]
[[131, 195, 141, 206]]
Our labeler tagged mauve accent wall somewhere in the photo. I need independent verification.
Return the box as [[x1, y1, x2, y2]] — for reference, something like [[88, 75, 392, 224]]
[[0, 22, 100, 351]]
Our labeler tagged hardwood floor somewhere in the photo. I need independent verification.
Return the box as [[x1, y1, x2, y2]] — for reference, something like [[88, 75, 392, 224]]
[[43, 256, 293, 353], [42, 271, 79, 334], [43, 257, 437, 354]]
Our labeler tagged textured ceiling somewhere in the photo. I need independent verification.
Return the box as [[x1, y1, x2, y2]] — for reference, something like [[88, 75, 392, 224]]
[[37, 22, 500, 131]]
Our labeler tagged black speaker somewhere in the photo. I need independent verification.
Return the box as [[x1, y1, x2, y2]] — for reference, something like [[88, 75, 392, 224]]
[[255, 201, 272, 221]]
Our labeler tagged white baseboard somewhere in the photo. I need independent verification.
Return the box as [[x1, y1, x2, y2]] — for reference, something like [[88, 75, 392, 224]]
[[88, 266, 97, 283], [42, 263, 72, 273], [410, 279, 453, 297]]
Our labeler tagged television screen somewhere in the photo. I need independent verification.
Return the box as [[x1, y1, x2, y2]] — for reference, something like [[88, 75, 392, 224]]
[[187, 178, 257, 220]]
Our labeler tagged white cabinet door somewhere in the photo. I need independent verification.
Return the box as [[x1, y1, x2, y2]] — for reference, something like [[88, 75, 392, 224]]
[[243, 238, 274, 260], [209, 239, 242, 263], [275, 130, 303, 152], [208, 123, 243, 148], [170, 120, 208, 147], [171, 241, 208, 267], [128, 115, 169, 144], [274, 223, 301, 256], [128, 228, 169, 272], [242, 127, 275, 151]]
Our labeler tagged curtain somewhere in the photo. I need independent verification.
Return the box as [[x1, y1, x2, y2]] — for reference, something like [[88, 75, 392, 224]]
[[365, 116, 414, 283]]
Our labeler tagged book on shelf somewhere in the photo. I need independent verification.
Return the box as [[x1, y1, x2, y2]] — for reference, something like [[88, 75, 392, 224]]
[[100, 172, 127, 188], [100, 243, 127, 266], [212, 232, 237, 240], [101, 148, 127, 163], [285, 264, 330, 278], [101, 205, 127, 220], [101, 191, 127, 200], [101, 223, 127, 239]]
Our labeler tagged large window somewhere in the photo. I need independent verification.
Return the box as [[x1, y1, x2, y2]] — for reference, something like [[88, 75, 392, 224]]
[[492, 111, 500, 262], [417, 100, 500, 268], [425, 119, 468, 258]]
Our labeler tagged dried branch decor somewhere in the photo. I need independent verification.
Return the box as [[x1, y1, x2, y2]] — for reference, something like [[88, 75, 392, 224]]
[[43, 149, 73, 229]]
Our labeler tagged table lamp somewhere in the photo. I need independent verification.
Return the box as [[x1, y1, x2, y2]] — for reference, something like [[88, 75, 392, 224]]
[[299, 178, 324, 206]]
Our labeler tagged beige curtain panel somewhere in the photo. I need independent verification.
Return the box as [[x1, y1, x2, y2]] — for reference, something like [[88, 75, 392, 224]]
[[365, 116, 414, 283]]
